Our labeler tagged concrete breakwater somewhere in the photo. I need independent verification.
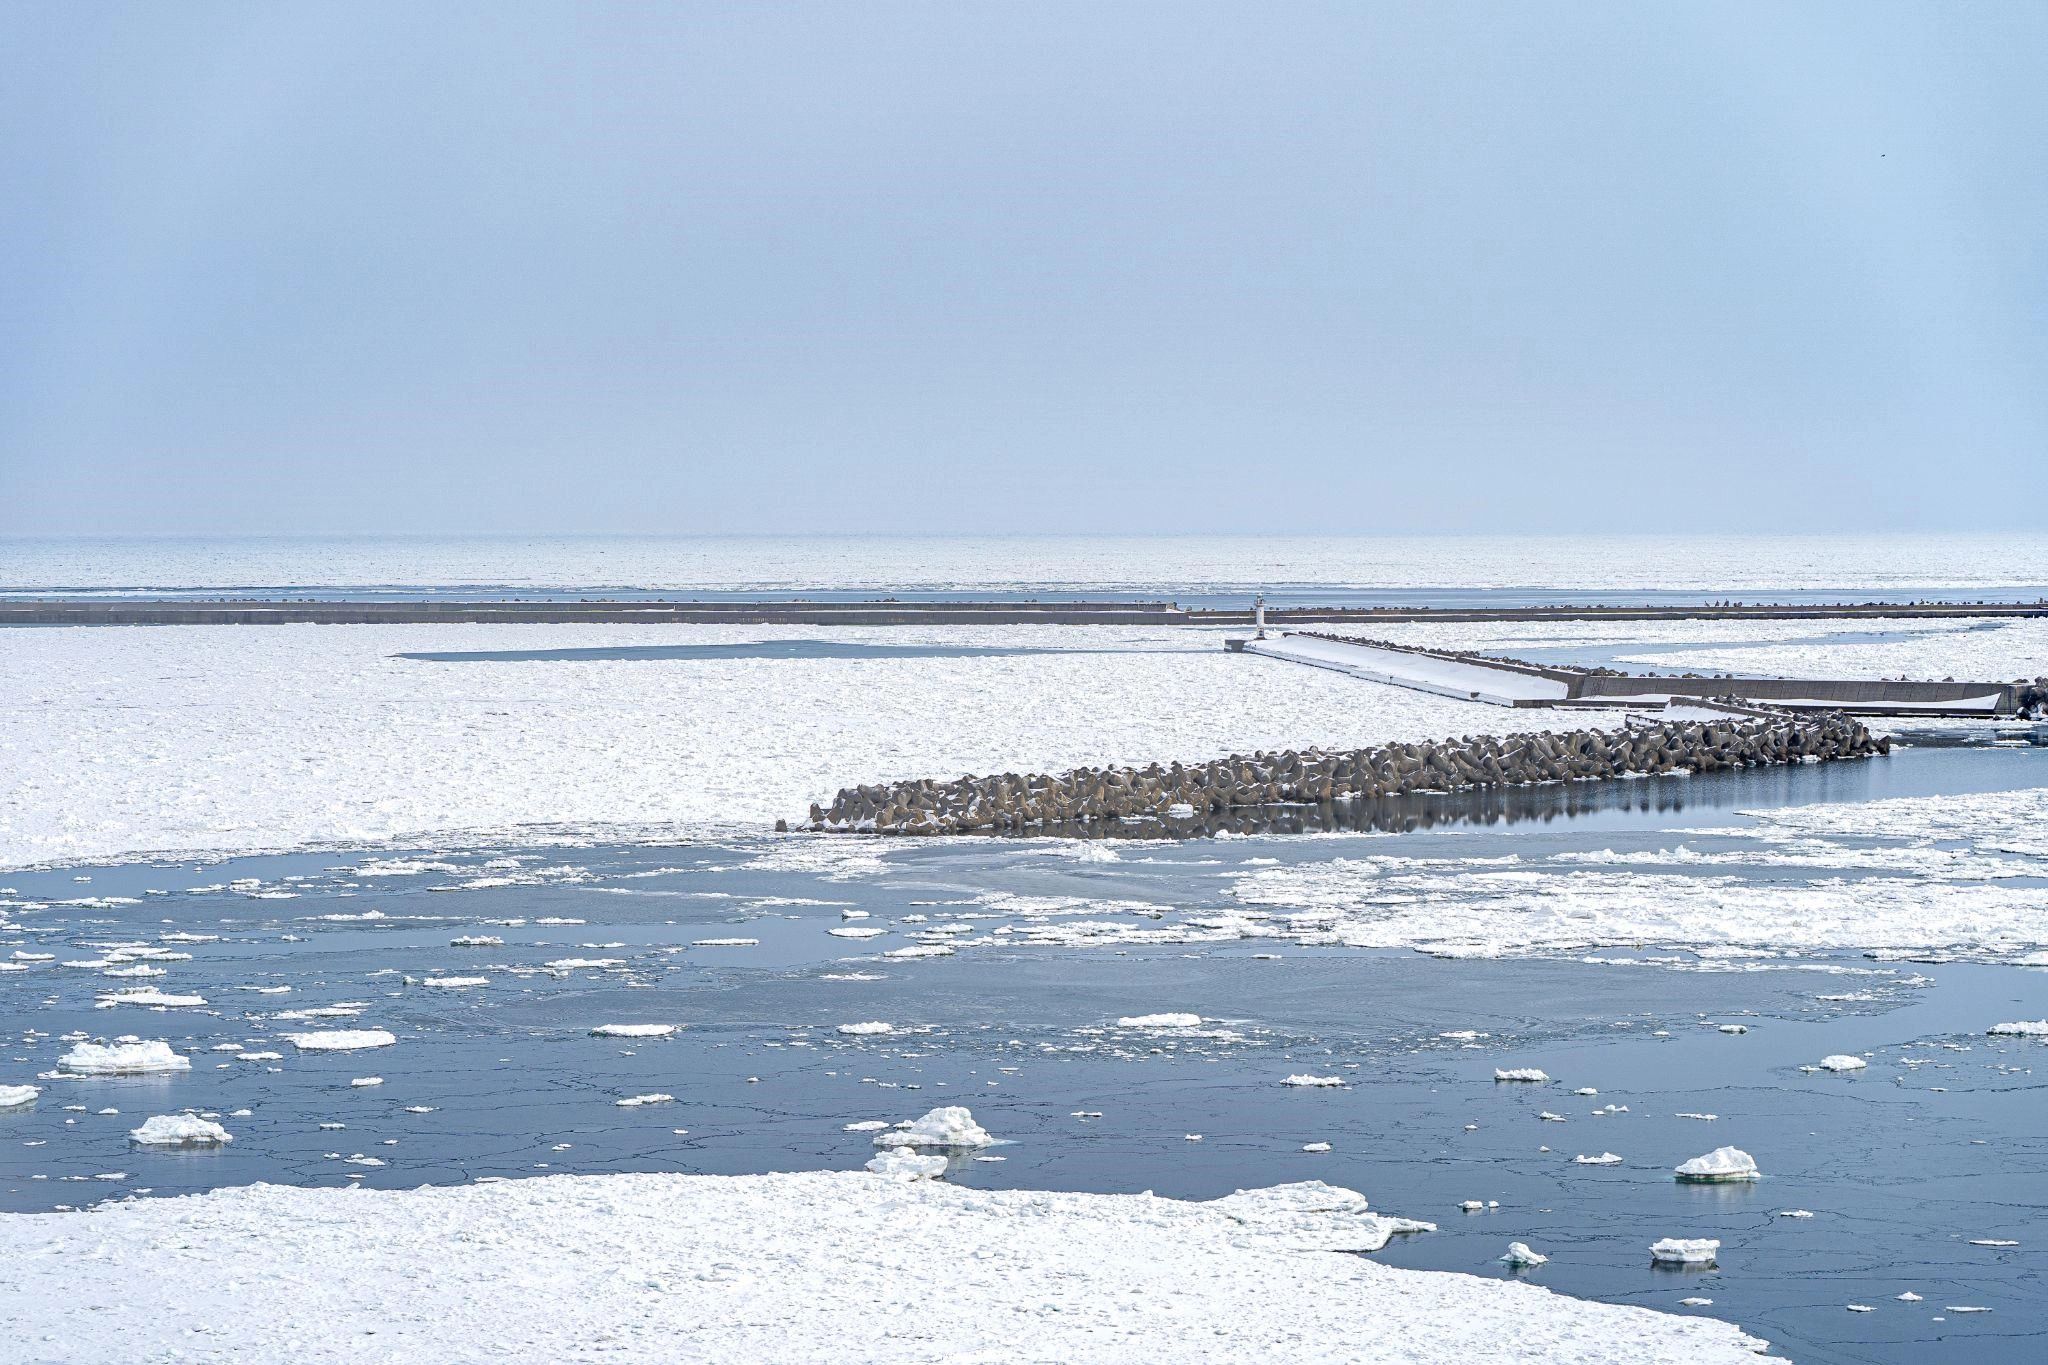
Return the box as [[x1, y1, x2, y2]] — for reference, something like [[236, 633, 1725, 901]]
[[799, 714, 1888, 835]]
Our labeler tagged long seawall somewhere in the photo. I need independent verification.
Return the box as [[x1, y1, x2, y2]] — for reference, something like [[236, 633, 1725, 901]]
[[800, 713, 1886, 834]]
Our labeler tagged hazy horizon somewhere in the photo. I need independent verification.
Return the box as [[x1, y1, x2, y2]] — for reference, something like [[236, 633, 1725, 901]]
[[5, 2, 2045, 536]]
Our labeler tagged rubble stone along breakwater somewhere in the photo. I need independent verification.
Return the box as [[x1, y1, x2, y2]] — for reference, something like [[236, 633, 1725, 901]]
[[799, 713, 1888, 835]]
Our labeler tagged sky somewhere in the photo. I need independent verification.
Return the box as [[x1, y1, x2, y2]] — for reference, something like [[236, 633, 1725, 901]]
[[3, 2, 2045, 536]]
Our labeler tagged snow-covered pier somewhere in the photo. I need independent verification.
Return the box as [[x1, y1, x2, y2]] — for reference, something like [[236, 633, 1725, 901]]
[[801, 713, 1885, 834], [1242, 632, 2039, 717]]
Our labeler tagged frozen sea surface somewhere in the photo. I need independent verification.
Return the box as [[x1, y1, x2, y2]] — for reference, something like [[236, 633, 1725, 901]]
[[5, 531, 2046, 601], [4, 747, 2045, 1364]]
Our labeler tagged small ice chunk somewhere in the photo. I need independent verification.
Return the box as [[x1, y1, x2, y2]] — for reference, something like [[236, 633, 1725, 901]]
[[1675, 1146, 1760, 1182], [1846, 1304, 1873, 1313], [871, 1106, 994, 1149], [0, 1085, 43, 1108], [418, 976, 488, 989], [1718, 1024, 1749, 1035], [1650, 1238, 1720, 1264], [615, 1093, 674, 1107], [1897, 1292, 1922, 1302], [1986, 1020, 2048, 1037], [1573, 1153, 1623, 1166], [287, 1030, 396, 1052], [129, 1114, 232, 1146], [827, 927, 887, 939], [1817, 1054, 1867, 1071], [1573, 1087, 1598, 1096], [1777, 1209, 1814, 1219], [1500, 1242, 1548, 1267], [1679, 1297, 1713, 1307], [1302, 1142, 1331, 1153], [1968, 1238, 2019, 1247], [349, 1077, 383, 1088], [1117, 1013, 1201, 1028], [1494, 1068, 1549, 1083], [842, 1120, 889, 1132], [691, 938, 758, 948], [836, 1022, 894, 1036], [1280, 1074, 1345, 1087], [1676, 1112, 1718, 1121], [589, 1024, 678, 1038]]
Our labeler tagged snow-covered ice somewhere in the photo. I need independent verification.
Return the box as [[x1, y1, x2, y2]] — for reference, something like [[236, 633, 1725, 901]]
[[0, 1084, 40, 1107], [0, 622, 1633, 870], [0, 1168, 1775, 1359], [1502, 1242, 1550, 1267]]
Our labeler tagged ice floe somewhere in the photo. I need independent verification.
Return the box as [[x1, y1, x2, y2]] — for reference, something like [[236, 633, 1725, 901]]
[[286, 1030, 397, 1052], [590, 1024, 678, 1039], [871, 1106, 994, 1149], [1281, 1074, 1345, 1088], [1986, 1020, 2048, 1037], [129, 1114, 232, 1146], [1816, 1055, 1867, 1072], [1572, 1153, 1623, 1166], [0, 1085, 40, 1107], [1501, 1242, 1549, 1267], [1674, 1147, 1759, 1182], [59, 1040, 191, 1075], [1649, 1238, 1720, 1265], [836, 1022, 894, 1036], [1494, 1068, 1549, 1083]]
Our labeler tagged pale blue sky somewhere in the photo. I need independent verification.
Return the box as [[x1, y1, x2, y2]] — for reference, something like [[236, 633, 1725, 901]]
[[3, 2, 2044, 534]]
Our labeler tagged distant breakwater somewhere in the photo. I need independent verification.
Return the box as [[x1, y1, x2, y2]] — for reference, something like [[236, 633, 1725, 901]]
[[796, 714, 1889, 835]]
